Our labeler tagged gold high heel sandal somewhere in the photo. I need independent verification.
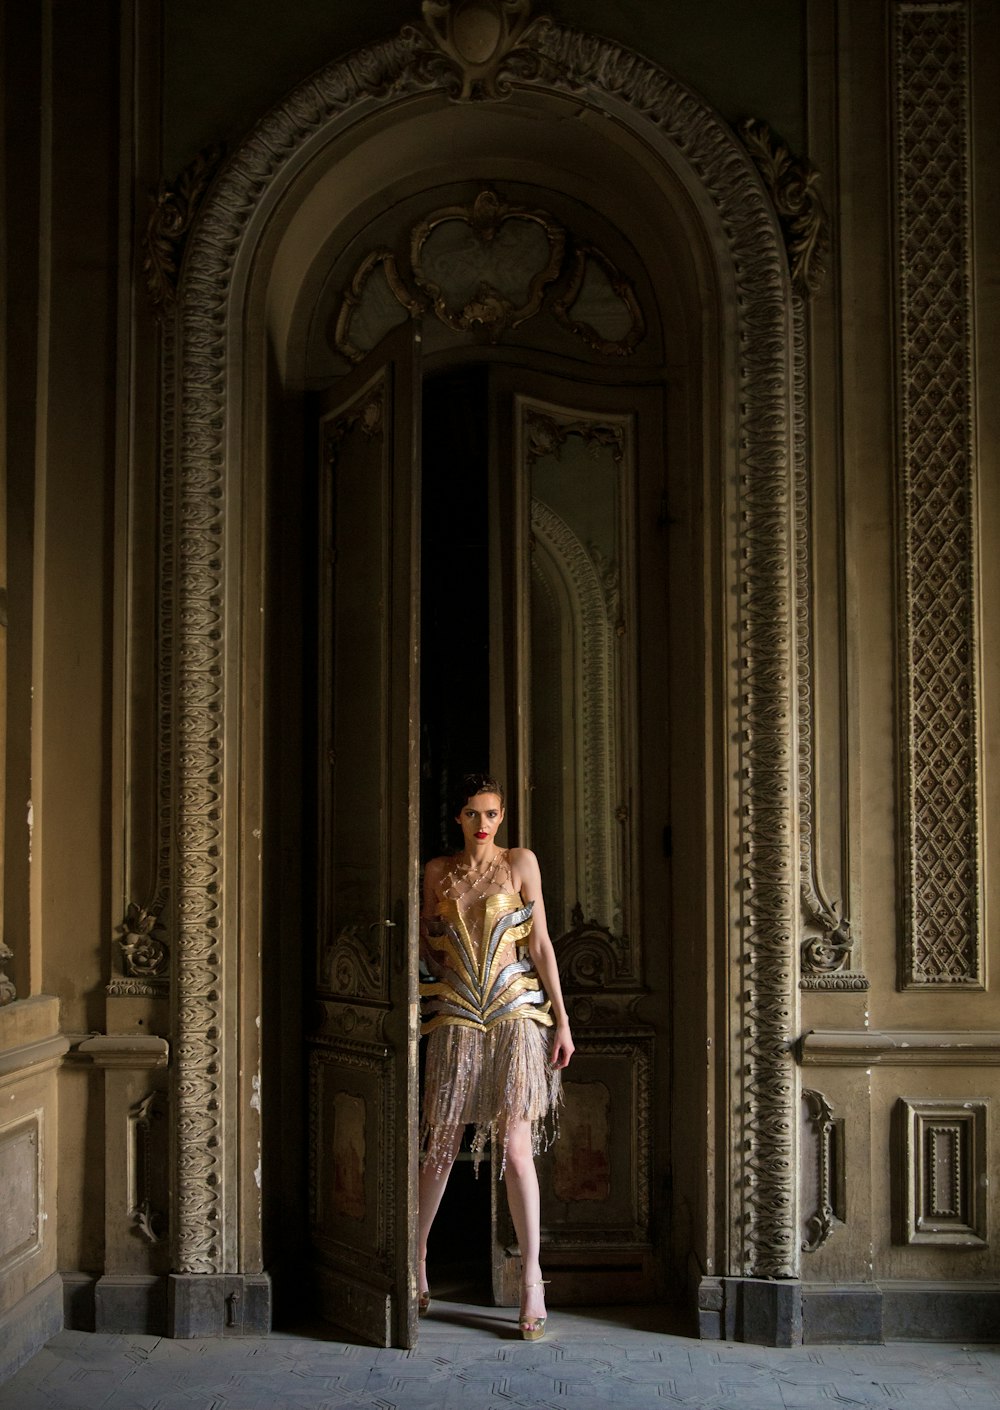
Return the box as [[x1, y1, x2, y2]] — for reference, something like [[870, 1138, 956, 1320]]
[[418, 1257, 430, 1317], [519, 1279, 549, 1341]]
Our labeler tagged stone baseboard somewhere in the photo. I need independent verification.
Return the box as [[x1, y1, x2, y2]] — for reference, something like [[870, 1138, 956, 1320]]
[[0, 1272, 63, 1384], [701, 1277, 1000, 1345], [880, 1281, 1000, 1342], [167, 1273, 271, 1337], [95, 1275, 168, 1334], [697, 1276, 802, 1346]]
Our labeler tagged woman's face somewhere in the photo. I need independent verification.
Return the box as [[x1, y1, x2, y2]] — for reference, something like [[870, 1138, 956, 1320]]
[[456, 791, 505, 849]]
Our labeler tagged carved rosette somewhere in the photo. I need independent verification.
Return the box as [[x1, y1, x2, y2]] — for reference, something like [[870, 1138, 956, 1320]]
[[118, 902, 169, 985], [170, 10, 798, 1280], [892, 0, 981, 987]]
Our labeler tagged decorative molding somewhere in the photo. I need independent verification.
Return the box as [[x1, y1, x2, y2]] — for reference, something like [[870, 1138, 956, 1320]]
[[117, 902, 169, 983], [800, 970, 869, 992], [142, 145, 225, 314], [334, 192, 643, 362], [0, 942, 15, 1007], [0, 1116, 41, 1267], [539, 1033, 652, 1245], [414, 0, 551, 100], [892, 0, 981, 987], [333, 250, 427, 364], [798, 1029, 1000, 1067], [106, 978, 166, 999], [895, 1097, 987, 1246], [308, 1043, 396, 1276], [410, 187, 565, 341], [318, 922, 393, 1002], [325, 388, 385, 464], [558, 907, 632, 993], [791, 292, 864, 991], [551, 242, 646, 357], [524, 408, 624, 469], [129, 1092, 168, 1244], [739, 118, 829, 298], [801, 1088, 844, 1253], [170, 7, 797, 1280]]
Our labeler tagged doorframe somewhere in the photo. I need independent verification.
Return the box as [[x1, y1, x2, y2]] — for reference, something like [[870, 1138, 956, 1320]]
[[160, 6, 801, 1336]]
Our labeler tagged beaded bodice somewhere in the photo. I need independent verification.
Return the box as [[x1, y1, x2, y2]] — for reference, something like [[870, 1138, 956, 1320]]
[[420, 849, 552, 1035]]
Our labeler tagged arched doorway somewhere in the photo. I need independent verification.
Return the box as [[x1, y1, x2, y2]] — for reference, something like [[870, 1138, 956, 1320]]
[[164, 6, 799, 1346]]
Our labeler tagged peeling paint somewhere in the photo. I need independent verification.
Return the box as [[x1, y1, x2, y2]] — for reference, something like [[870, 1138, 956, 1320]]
[[27, 800, 33, 863], [250, 1073, 261, 1112], [254, 1161, 262, 1189]]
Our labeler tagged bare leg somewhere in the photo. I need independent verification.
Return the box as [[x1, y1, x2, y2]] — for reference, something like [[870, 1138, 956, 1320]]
[[502, 1117, 546, 1328], [417, 1125, 463, 1297]]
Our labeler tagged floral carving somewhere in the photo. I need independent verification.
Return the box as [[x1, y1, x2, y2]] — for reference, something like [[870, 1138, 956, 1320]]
[[739, 118, 829, 298], [118, 902, 169, 981], [143, 145, 225, 313]]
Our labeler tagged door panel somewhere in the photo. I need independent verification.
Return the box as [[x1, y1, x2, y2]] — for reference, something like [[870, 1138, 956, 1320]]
[[308, 325, 420, 1347], [489, 367, 667, 1306]]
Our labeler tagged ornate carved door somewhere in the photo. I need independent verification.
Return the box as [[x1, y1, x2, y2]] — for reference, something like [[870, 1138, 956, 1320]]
[[307, 325, 421, 1347]]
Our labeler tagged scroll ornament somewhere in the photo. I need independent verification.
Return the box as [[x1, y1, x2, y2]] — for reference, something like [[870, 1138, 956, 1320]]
[[143, 145, 225, 314], [739, 117, 829, 298]]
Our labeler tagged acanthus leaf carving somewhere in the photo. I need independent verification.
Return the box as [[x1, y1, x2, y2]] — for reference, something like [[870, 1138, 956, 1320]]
[[413, 0, 552, 100], [739, 118, 829, 298], [143, 144, 226, 315]]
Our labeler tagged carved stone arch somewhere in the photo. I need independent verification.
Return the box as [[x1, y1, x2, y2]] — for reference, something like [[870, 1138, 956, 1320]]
[[167, 14, 798, 1289]]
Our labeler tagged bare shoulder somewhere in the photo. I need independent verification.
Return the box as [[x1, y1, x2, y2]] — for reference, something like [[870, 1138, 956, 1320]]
[[424, 854, 451, 882], [507, 847, 541, 883]]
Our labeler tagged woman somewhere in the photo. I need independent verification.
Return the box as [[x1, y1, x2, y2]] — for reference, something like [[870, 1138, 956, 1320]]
[[417, 772, 574, 1340]]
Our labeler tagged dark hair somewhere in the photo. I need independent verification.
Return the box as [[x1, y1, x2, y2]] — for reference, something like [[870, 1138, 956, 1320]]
[[452, 772, 505, 818]]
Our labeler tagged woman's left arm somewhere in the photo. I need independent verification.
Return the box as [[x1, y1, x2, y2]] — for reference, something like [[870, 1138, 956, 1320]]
[[513, 847, 575, 1070]]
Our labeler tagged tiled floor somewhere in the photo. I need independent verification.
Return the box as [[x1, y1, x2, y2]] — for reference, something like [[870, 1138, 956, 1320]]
[[2, 1301, 1000, 1410]]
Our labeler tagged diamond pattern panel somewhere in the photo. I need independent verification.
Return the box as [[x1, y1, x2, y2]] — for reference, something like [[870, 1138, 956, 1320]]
[[893, 2, 981, 985]]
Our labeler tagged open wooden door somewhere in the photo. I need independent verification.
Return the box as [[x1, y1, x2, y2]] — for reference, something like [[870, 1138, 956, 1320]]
[[307, 325, 421, 1347]]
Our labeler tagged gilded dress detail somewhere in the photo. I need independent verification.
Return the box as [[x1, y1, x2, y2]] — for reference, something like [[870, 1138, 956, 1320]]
[[420, 850, 561, 1175]]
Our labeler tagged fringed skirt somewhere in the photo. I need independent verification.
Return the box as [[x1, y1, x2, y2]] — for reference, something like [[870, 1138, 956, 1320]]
[[421, 1017, 561, 1178]]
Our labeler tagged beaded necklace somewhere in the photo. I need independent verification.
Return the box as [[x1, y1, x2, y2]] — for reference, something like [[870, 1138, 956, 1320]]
[[441, 848, 511, 909]]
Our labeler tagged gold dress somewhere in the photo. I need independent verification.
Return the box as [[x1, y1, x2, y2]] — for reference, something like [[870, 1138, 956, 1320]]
[[420, 849, 561, 1175]]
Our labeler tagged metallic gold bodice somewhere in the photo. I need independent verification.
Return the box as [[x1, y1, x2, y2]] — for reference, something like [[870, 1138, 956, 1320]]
[[420, 887, 553, 1036]]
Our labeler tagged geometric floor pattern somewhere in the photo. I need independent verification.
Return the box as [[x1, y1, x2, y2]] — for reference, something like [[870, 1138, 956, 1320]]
[[3, 1303, 1000, 1410]]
